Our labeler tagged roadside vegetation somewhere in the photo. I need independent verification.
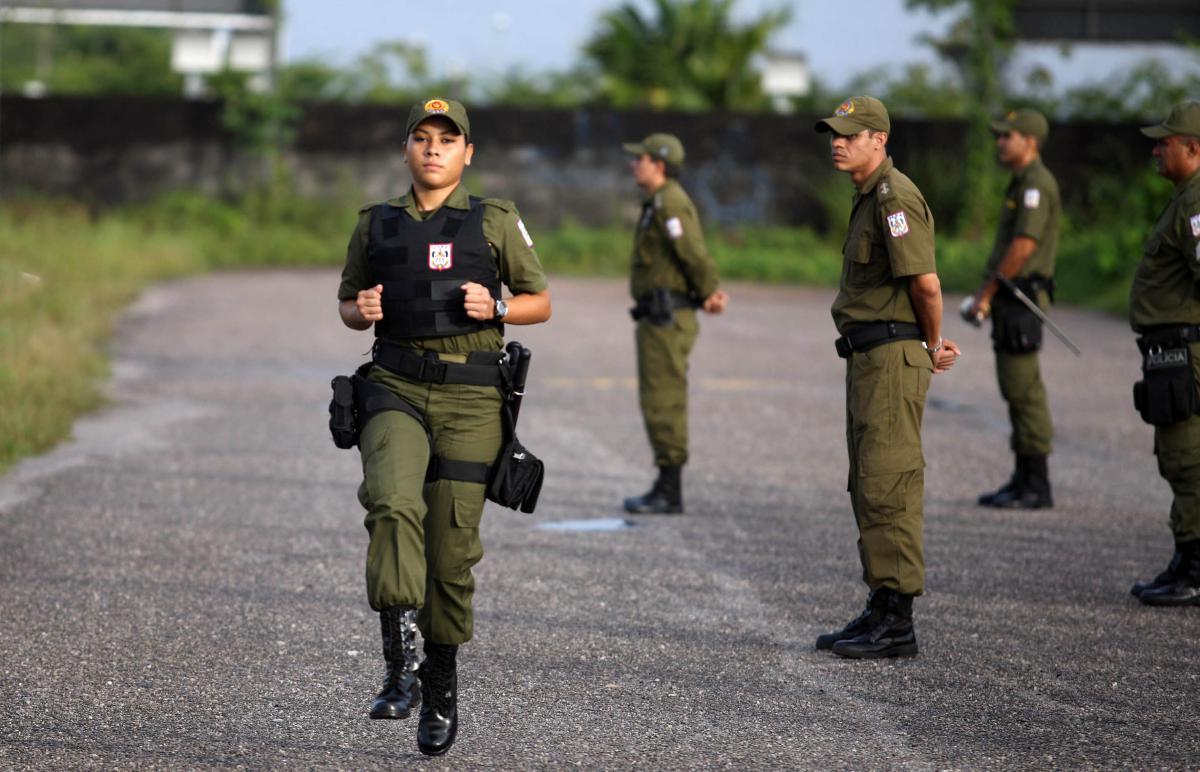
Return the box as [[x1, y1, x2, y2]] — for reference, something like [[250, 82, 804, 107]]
[[0, 177, 1158, 474]]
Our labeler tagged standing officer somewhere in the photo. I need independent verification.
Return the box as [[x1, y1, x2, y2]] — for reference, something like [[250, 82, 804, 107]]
[[1127, 101, 1200, 606], [813, 96, 960, 658], [966, 109, 1060, 509], [337, 98, 551, 753], [620, 133, 728, 515]]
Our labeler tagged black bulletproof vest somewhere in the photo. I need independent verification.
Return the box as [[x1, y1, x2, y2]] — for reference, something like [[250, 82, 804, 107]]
[[366, 197, 502, 340]]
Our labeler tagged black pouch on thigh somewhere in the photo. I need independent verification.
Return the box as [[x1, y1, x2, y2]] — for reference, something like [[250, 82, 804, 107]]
[[1134, 343, 1199, 426], [328, 374, 358, 449], [992, 298, 1043, 353], [488, 432, 545, 513]]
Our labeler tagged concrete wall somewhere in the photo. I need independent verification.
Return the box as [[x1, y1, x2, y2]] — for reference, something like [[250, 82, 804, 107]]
[[0, 95, 1148, 231]]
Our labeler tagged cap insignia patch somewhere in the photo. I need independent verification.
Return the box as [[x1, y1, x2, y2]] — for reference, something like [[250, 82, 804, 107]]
[[657, 146, 669, 158], [835, 101, 855, 117], [1006, 111, 1017, 121], [887, 211, 910, 238], [1024, 189, 1041, 209], [1190, 213, 1200, 238], [424, 99, 449, 114]]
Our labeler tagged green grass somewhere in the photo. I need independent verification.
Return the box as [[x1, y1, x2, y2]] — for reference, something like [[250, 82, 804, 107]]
[[0, 192, 1140, 474]]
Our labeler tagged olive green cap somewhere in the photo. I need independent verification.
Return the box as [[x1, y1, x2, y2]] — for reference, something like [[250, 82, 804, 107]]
[[991, 108, 1049, 143], [1141, 101, 1200, 139], [406, 97, 470, 138], [815, 96, 890, 134], [622, 133, 685, 166]]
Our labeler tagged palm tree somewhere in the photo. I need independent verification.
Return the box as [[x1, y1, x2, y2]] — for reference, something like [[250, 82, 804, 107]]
[[584, 0, 791, 111]]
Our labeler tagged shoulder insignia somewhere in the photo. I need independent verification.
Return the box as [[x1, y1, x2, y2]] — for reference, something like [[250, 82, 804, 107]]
[[1190, 213, 1200, 238], [1024, 189, 1041, 209], [654, 193, 664, 210], [665, 216, 684, 240], [878, 180, 890, 196], [887, 211, 910, 238], [517, 219, 534, 248]]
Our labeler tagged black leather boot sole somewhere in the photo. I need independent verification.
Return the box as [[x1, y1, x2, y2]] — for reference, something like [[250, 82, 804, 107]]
[[1138, 584, 1200, 606], [831, 632, 919, 659], [623, 493, 683, 514]]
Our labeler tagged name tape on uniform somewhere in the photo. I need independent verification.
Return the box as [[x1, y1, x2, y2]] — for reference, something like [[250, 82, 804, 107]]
[[1024, 188, 1040, 209], [517, 219, 534, 248], [1190, 213, 1200, 238], [887, 211, 910, 238], [666, 216, 684, 240]]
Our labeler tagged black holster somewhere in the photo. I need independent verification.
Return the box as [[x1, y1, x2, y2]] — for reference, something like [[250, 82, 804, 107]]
[[992, 275, 1053, 354], [1134, 329, 1200, 426], [631, 288, 696, 327]]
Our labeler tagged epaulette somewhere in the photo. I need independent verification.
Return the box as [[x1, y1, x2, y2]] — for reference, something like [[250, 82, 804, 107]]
[[876, 174, 899, 203], [481, 197, 517, 214]]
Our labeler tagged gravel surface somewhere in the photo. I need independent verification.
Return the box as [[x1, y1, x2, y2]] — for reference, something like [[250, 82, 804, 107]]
[[1, 271, 1196, 770]]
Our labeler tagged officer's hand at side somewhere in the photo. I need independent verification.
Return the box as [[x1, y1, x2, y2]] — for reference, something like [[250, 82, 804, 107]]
[[931, 339, 961, 375], [703, 290, 729, 314], [357, 284, 384, 322], [462, 282, 495, 320]]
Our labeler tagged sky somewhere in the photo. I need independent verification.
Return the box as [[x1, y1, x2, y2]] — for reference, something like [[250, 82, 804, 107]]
[[281, 0, 1199, 96]]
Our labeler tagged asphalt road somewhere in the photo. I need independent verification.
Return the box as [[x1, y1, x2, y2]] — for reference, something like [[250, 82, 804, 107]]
[[1, 272, 1197, 770]]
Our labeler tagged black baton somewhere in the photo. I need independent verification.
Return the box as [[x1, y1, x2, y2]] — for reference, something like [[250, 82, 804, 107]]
[[504, 341, 533, 427]]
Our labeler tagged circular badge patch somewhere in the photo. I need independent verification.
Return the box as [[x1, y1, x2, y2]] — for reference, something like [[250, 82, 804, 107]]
[[424, 99, 449, 114], [835, 100, 855, 117]]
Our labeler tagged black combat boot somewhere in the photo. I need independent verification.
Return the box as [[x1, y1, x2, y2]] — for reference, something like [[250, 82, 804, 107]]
[[991, 454, 1053, 509], [831, 590, 919, 659], [623, 465, 683, 514], [417, 642, 459, 756], [1138, 540, 1200, 607], [815, 591, 884, 650], [978, 456, 1022, 506], [369, 605, 421, 720], [1130, 547, 1183, 598]]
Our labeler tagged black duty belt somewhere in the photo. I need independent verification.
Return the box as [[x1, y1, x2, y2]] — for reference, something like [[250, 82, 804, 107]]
[[1136, 324, 1200, 353], [373, 340, 506, 386], [631, 289, 699, 321], [835, 321, 923, 359]]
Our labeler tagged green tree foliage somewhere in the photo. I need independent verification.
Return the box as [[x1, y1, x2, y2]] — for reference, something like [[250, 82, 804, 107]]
[[904, 0, 1017, 235], [583, 0, 791, 111], [0, 23, 182, 97]]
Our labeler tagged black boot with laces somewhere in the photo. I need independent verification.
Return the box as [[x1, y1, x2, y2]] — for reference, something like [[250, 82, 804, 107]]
[[369, 605, 421, 719], [831, 589, 919, 659], [417, 642, 459, 756]]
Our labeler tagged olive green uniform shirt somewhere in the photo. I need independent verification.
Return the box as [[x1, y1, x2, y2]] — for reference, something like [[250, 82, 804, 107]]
[[1130, 168, 1200, 330], [630, 179, 720, 301], [985, 157, 1061, 278], [832, 157, 937, 334], [338, 185, 549, 353]]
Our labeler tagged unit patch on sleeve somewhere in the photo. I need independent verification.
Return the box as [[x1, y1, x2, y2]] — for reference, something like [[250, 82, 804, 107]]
[[666, 216, 684, 240], [887, 211, 910, 238], [1024, 188, 1041, 209], [1190, 213, 1200, 238], [517, 219, 534, 247], [428, 243, 453, 271]]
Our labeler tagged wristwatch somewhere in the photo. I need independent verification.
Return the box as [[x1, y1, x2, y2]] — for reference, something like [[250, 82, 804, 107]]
[[493, 298, 508, 321], [923, 337, 944, 355]]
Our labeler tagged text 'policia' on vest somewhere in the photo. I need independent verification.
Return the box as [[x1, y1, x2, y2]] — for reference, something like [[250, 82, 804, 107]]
[[367, 196, 503, 339]]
